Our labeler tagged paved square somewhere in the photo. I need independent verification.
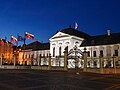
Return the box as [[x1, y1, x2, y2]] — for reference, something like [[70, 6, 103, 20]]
[[0, 69, 120, 90]]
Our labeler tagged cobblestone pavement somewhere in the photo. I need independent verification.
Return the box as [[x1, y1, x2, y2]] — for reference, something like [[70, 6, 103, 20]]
[[0, 69, 120, 90]]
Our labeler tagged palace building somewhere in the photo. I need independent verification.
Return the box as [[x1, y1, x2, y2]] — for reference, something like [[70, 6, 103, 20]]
[[18, 27, 120, 69]]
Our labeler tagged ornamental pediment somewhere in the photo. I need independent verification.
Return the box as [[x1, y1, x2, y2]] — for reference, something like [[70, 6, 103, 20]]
[[49, 32, 70, 40]]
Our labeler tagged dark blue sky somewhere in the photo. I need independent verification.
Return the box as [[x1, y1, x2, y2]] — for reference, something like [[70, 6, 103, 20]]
[[0, 0, 120, 45]]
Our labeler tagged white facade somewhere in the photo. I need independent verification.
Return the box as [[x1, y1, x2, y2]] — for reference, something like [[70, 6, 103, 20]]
[[49, 32, 84, 57], [49, 30, 120, 68], [80, 44, 120, 68], [18, 28, 120, 68]]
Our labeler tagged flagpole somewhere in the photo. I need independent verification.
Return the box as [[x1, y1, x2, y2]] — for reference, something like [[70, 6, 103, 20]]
[[23, 32, 26, 65]]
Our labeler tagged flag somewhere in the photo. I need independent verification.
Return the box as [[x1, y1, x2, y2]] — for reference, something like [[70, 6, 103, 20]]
[[11, 36, 18, 44], [0, 38, 4, 46], [25, 32, 34, 40], [75, 22, 78, 29], [17, 34, 24, 42]]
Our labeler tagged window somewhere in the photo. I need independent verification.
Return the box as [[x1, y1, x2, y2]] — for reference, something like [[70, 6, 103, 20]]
[[94, 61, 97, 67], [59, 47, 61, 56], [114, 50, 118, 56], [75, 41, 79, 44], [31, 54, 34, 59], [29, 54, 31, 58], [25, 55, 27, 59], [87, 51, 90, 57], [53, 47, 55, 57], [100, 50, 103, 57], [22, 54, 24, 59], [93, 51, 96, 57]]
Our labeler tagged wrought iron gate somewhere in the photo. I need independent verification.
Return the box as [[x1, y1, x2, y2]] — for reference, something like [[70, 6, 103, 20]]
[[67, 45, 83, 69]]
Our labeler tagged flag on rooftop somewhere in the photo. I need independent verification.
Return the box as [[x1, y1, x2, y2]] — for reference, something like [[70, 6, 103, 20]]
[[11, 36, 18, 45], [75, 22, 78, 29], [17, 34, 24, 42], [25, 32, 34, 40], [0, 38, 4, 46]]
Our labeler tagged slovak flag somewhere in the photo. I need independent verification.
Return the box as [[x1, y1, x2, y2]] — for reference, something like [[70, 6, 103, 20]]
[[75, 22, 78, 29], [25, 32, 34, 40], [0, 38, 4, 46], [11, 36, 18, 44]]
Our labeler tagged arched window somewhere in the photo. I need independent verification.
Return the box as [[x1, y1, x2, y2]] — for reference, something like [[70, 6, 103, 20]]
[[59, 46, 61, 56], [53, 47, 55, 57]]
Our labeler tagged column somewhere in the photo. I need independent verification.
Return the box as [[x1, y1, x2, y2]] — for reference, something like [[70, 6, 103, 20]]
[[100, 56, 103, 73], [64, 46, 68, 70], [31, 55, 33, 66], [14, 55, 16, 66], [0, 57, 2, 66], [83, 48, 87, 72], [48, 54, 51, 70], [113, 56, 116, 73], [38, 54, 41, 66], [64, 51, 67, 70]]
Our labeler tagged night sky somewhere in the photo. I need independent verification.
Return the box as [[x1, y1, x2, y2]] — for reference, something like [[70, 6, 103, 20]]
[[0, 0, 120, 45]]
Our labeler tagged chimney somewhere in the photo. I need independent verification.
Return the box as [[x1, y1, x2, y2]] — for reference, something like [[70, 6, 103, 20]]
[[107, 30, 111, 36]]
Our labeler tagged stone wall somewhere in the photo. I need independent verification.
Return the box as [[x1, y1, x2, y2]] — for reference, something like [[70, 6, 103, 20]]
[[86, 68, 120, 74], [0, 65, 31, 69]]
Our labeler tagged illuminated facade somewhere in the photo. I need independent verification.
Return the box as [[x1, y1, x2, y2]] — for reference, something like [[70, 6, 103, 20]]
[[0, 39, 13, 64], [18, 28, 120, 68], [18, 42, 50, 65]]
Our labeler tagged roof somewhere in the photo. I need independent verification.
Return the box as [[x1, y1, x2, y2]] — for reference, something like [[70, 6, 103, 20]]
[[22, 41, 50, 50], [33, 42, 50, 51], [60, 28, 90, 39], [81, 33, 120, 46]]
